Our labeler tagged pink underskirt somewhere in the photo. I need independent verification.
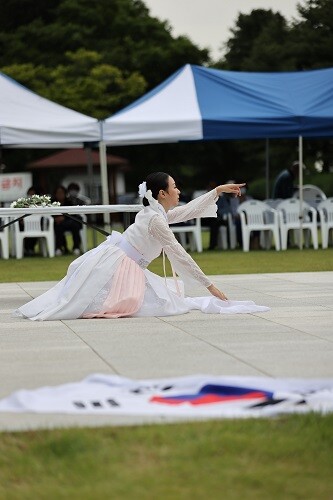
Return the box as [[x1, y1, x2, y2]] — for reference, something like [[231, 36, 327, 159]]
[[82, 256, 145, 319]]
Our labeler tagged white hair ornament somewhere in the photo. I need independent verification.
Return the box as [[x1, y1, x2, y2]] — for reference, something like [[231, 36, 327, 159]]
[[138, 180, 160, 211], [138, 181, 147, 198]]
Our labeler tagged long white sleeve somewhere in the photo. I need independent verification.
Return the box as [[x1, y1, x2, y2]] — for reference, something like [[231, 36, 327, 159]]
[[167, 189, 218, 224], [148, 215, 212, 288]]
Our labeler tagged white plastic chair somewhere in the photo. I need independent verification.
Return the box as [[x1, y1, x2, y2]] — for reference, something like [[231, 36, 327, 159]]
[[171, 218, 203, 253], [192, 190, 206, 199], [262, 199, 284, 248], [0, 218, 9, 259], [13, 215, 55, 259], [293, 184, 327, 209], [264, 198, 284, 210], [217, 213, 237, 250], [318, 198, 333, 249], [217, 225, 228, 250], [276, 198, 318, 250], [198, 220, 225, 250], [237, 200, 280, 252]]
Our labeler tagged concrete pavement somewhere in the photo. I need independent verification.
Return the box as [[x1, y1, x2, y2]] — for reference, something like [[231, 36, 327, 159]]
[[0, 271, 332, 431]]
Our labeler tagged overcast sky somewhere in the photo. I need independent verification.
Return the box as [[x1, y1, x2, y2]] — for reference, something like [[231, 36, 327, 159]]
[[143, 0, 302, 60]]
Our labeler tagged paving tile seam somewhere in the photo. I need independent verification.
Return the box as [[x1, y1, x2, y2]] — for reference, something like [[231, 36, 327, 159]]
[[262, 277, 329, 286], [254, 316, 333, 343], [215, 277, 333, 287], [257, 291, 327, 298], [262, 271, 333, 280], [157, 316, 272, 377], [16, 282, 36, 300], [62, 321, 121, 375], [223, 282, 327, 296], [0, 346, 92, 353], [251, 315, 333, 343]]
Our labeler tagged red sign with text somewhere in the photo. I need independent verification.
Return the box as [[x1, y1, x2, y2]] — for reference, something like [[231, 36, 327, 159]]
[[0, 173, 32, 203]]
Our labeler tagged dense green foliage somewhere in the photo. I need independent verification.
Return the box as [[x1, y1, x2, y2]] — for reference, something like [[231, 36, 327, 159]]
[[221, 9, 293, 71], [0, 0, 208, 117], [249, 172, 333, 200], [0, 0, 332, 189], [213, 1, 333, 179], [219, 0, 333, 73], [1, 50, 147, 119]]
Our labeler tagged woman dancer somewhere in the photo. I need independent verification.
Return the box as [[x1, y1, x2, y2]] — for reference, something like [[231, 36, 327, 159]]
[[14, 172, 269, 320]]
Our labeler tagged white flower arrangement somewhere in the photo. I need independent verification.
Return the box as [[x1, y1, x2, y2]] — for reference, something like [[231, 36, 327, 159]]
[[10, 194, 61, 208]]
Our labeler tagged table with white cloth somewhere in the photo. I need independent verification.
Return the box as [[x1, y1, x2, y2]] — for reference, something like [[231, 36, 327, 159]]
[[0, 205, 143, 257], [0, 204, 143, 219], [0, 204, 143, 229]]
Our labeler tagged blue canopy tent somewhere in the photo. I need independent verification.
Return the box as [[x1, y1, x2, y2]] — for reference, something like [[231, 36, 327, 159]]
[[101, 65, 333, 245], [103, 64, 333, 144]]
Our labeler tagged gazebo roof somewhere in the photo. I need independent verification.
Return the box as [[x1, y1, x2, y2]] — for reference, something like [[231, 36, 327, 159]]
[[27, 149, 128, 169]]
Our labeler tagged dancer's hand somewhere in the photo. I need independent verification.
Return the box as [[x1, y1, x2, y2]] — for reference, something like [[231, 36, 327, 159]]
[[207, 284, 228, 301], [216, 183, 246, 197]]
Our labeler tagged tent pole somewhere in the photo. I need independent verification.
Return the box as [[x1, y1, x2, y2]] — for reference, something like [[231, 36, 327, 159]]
[[85, 145, 94, 201], [0, 147, 4, 207], [265, 138, 270, 199], [85, 145, 97, 247], [99, 141, 111, 231], [298, 136, 303, 250]]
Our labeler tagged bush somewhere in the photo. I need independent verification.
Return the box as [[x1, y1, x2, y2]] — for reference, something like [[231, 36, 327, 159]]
[[247, 172, 333, 200], [247, 178, 270, 200], [304, 173, 333, 197]]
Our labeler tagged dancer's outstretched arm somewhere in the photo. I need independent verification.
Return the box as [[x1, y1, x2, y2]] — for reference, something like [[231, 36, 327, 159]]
[[215, 183, 246, 197]]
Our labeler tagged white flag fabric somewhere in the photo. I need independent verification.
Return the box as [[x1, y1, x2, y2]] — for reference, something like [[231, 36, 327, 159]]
[[0, 374, 333, 418]]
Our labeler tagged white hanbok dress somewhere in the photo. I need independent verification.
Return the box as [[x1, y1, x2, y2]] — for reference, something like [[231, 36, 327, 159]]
[[14, 189, 269, 321]]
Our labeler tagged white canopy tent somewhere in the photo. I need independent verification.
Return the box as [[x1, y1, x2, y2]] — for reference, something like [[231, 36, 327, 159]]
[[0, 71, 109, 220], [0, 72, 100, 147]]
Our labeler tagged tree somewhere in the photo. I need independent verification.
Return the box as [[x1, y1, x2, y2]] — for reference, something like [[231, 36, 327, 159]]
[[0, 0, 209, 89], [213, 2, 333, 178], [288, 0, 333, 70], [218, 1, 333, 72], [1, 49, 147, 118], [0, 0, 210, 183], [218, 9, 292, 71]]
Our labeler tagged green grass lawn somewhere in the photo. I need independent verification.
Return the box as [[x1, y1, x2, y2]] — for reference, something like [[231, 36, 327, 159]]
[[0, 228, 332, 284], [0, 248, 332, 283], [0, 414, 332, 499]]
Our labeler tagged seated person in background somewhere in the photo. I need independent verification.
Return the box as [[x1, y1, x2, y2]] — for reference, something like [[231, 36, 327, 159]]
[[216, 188, 240, 248], [272, 161, 299, 199], [52, 185, 82, 257], [203, 182, 254, 250], [67, 182, 91, 205], [233, 185, 258, 249], [21, 186, 41, 257], [202, 180, 240, 250], [27, 185, 39, 196]]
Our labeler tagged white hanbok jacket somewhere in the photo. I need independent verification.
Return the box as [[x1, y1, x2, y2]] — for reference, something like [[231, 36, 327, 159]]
[[14, 189, 269, 320]]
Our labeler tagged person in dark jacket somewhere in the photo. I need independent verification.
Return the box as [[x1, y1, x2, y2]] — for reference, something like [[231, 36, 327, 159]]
[[52, 185, 82, 256], [272, 161, 299, 199]]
